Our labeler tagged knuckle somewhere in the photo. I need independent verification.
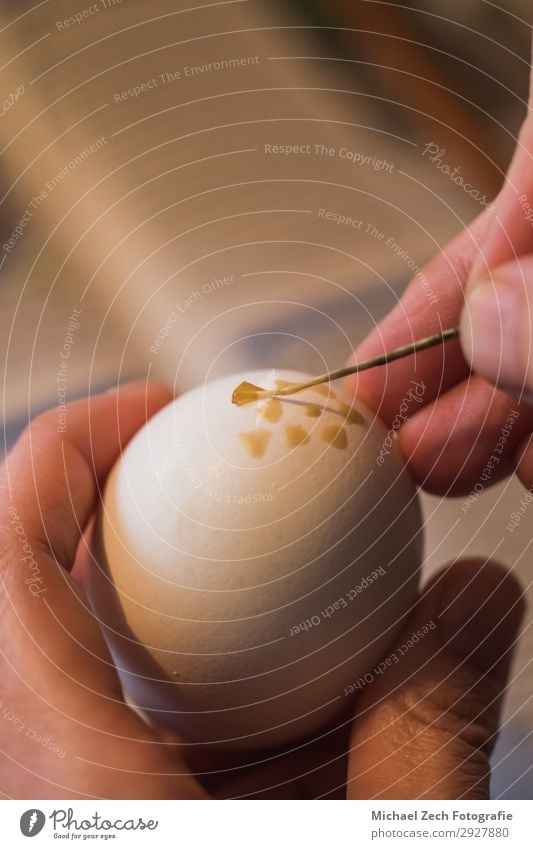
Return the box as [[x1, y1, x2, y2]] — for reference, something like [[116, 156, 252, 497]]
[[27, 408, 60, 440], [23, 409, 52, 436], [394, 664, 502, 755]]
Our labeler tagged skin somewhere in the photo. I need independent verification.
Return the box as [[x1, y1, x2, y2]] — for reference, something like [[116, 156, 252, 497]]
[[0, 383, 524, 799], [459, 68, 533, 402], [2, 28, 533, 807], [349, 66, 533, 494]]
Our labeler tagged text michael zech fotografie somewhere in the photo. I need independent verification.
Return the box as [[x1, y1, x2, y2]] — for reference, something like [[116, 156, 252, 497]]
[[371, 809, 512, 823]]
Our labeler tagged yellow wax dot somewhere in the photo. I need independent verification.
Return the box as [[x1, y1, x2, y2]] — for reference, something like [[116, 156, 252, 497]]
[[321, 424, 347, 450], [337, 401, 363, 425], [232, 381, 263, 406], [311, 384, 336, 399], [239, 429, 272, 458], [274, 379, 296, 391], [260, 399, 283, 423], [285, 424, 310, 448]]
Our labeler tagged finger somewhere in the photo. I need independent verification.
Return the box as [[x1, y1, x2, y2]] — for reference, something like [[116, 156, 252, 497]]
[[195, 722, 350, 800], [459, 71, 533, 390], [396, 376, 532, 495], [348, 209, 492, 424], [460, 256, 533, 396], [347, 560, 525, 799], [468, 94, 533, 280], [347, 210, 533, 493], [1, 380, 173, 575], [0, 381, 172, 704], [0, 382, 207, 799]]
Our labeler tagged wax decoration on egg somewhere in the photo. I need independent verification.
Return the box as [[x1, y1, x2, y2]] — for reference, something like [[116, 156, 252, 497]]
[[284, 423, 310, 448], [321, 424, 348, 450], [338, 402, 364, 425], [311, 383, 333, 398], [238, 429, 272, 459], [231, 330, 460, 408], [236, 376, 363, 459], [259, 399, 282, 423], [90, 370, 423, 752], [232, 375, 338, 407]]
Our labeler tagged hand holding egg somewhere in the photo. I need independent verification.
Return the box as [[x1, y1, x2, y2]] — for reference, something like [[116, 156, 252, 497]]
[[90, 371, 422, 750]]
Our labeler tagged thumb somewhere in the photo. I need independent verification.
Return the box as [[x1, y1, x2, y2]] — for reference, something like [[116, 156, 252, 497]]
[[459, 73, 533, 396], [347, 560, 525, 799], [459, 257, 533, 397]]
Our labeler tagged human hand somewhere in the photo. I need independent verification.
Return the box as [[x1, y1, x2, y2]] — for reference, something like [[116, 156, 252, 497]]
[[0, 382, 206, 799], [349, 96, 533, 496], [0, 384, 524, 799], [211, 558, 524, 800], [458, 75, 533, 406]]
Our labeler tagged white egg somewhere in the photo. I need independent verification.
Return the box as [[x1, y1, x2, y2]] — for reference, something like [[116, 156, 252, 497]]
[[90, 370, 423, 750]]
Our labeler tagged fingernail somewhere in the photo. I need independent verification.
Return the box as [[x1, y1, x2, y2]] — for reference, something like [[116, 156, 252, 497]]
[[460, 272, 527, 391], [438, 564, 525, 682]]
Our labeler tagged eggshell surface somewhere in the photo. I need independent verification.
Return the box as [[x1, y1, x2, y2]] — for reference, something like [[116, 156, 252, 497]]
[[90, 370, 423, 750]]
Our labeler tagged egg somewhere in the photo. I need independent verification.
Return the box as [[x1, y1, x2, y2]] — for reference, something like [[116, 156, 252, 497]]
[[90, 370, 423, 751]]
